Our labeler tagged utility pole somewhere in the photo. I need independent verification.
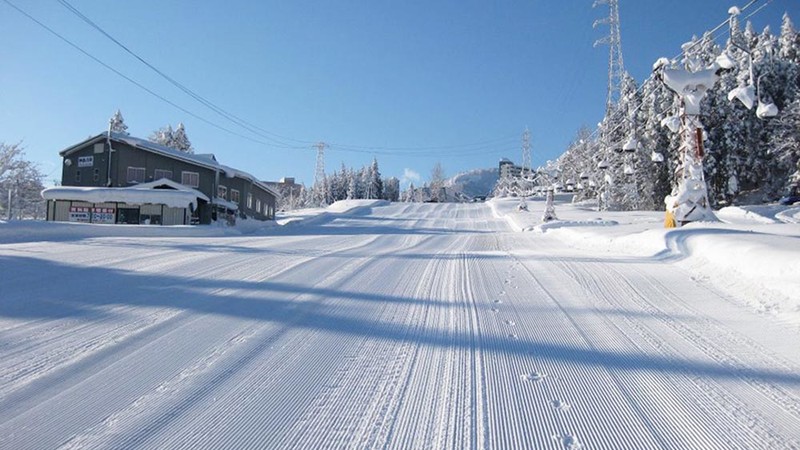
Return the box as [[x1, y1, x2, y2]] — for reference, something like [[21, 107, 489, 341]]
[[313, 142, 327, 206]]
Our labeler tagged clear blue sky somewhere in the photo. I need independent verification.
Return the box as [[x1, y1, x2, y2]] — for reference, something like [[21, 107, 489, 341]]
[[1, 0, 797, 187]]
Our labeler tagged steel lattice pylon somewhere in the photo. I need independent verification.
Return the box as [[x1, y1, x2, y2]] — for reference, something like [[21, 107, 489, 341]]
[[521, 127, 532, 179], [313, 142, 327, 206], [593, 0, 625, 114]]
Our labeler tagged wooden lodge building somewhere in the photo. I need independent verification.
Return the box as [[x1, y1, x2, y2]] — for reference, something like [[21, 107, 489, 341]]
[[43, 131, 278, 225]]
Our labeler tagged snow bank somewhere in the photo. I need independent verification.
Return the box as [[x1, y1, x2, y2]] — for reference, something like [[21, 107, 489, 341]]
[[279, 200, 390, 227], [0, 220, 230, 244], [776, 207, 800, 224], [492, 196, 800, 324], [0, 214, 281, 244], [718, 206, 777, 225]]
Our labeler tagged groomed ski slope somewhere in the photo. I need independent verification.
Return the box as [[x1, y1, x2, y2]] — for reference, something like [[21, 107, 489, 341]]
[[1, 202, 799, 449]]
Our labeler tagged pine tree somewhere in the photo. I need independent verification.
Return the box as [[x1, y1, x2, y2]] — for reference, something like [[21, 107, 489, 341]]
[[347, 169, 357, 200], [383, 177, 400, 201], [109, 110, 129, 135], [149, 125, 175, 148], [780, 13, 800, 64], [172, 123, 193, 154], [768, 97, 800, 192], [429, 162, 445, 202]]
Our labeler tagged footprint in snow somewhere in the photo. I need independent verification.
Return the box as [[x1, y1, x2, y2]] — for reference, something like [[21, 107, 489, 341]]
[[499, 291, 506, 296], [509, 333, 518, 340], [505, 320, 516, 326], [493, 299, 503, 304], [552, 433, 582, 449], [491, 307, 500, 313], [521, 372, 546, 382], [551, 400, 571, 411]]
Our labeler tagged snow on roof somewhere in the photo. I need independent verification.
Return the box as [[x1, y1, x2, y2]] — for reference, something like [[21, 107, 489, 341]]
[[59, 132, 279, 197], [193, 153, 218, 162], [42, 183, 208, 209], [135, 178, 209, 200], [213, 197, 238, 211]]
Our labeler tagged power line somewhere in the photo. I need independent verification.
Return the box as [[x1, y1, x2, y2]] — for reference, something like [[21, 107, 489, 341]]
[[51, 0, 525, 156], [1, 0, 305, 151], [55, 0, 311, 150], [583, 0, 771, 148]]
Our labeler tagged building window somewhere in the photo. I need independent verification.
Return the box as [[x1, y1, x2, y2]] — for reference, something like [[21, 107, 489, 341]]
[[218, 185, 227, 200], [127, 167, 146, 183], [75, 170, 81, 182], [231, 189, 240, 203], [181, 171, 200, 188], [256, 199, 261, 214], [93, 168, 100, 182], [247, 193, 253, 209], [154, 169, 173, 180]]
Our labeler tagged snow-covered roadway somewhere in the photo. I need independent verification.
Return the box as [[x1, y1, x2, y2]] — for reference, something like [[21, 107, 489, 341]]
[[1, 202, 799, 449]]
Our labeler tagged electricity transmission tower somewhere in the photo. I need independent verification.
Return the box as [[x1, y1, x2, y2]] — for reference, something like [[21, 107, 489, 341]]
[[593, 0, 626, 210], [313, 141, 327, 206], [521, 127, 532, 178], [593, 0, 625, 114]]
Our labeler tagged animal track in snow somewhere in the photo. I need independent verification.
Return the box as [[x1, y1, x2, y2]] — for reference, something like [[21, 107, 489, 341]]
[[552, 433, 582, 449], [521, 372, 547, 382], [505, 320, 516, 326], [551, 399, 571, 411], [493, 299, 503, 304], [491, 307, 500, 313], [508, 333, 518, 340]]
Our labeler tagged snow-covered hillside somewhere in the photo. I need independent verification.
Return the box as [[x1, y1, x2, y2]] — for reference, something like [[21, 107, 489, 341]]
[[446, 167, 498, 199], [1, 200, 799, 449]]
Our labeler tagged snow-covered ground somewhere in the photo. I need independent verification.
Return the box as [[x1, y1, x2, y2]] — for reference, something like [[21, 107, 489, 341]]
[[490, 196, 800, 325], [1, 199, 799, 449]]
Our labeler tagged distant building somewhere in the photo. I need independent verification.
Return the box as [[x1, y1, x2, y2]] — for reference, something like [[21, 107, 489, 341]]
[[43, 132, 278, 225], [263, 177, 304, 211], [499, 158, 522, 179]]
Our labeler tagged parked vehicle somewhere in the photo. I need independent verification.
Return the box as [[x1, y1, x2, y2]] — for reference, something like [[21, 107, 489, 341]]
[[779, 186, 800, 206]]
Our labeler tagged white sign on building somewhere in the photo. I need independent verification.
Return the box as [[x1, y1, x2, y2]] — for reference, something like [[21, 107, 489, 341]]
[[78, 156, 94, 167], [92, 207, 115, 224], [69, 206, 91, 222]]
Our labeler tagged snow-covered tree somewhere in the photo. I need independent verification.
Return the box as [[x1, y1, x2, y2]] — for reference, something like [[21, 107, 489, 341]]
[[383, 176, 400, 202], [780, 13, 800, 63], [149, 125, 175, 148], [768, 97, 800, 192], [172, 123, 193, 154], [429, 162, 446, 202], [0, 142, 46, 220], [149, 123, 193, 154], [346, 169, 357, 200], [369, 158, 383, 200], [109, 110, 129, 135], [553, 13, 800, 209]]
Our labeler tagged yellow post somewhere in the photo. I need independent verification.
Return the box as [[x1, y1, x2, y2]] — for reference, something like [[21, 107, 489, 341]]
[[664, 210, 677, 228]]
